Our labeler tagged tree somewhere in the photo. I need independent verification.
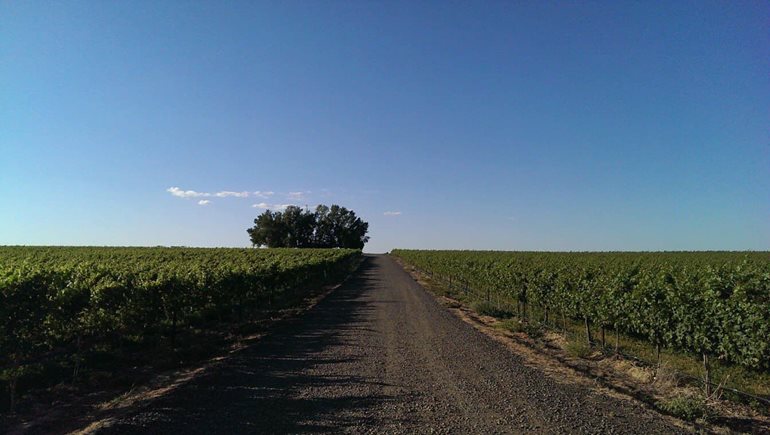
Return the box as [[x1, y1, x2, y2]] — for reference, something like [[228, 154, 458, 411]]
[[314, 205, 369, 249], [247, 204, 369, 249], [282, 205, 317, 248], [246, 210, 288, 248]]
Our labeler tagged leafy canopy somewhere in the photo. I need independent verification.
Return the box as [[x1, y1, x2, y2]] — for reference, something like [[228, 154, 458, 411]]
[[247, 205, 369, 249]]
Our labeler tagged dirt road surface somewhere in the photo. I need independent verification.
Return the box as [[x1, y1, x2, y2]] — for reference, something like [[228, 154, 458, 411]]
[[98, 255, 685, 434]]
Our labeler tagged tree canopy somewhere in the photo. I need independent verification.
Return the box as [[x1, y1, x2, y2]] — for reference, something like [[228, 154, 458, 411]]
[[247, 205, 369, 249]]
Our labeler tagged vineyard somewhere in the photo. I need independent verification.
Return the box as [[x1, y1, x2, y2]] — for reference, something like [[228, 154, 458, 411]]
[[391, 250, 770, 398], [0, 246, 360, 412]]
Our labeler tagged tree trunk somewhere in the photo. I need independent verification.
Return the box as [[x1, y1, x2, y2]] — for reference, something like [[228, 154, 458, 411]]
[[171, 310, 177, 348], [237, 297, 244, 322], [600, 326, 606, 348], [584, 316, 592, 346], [655, 343, 661, 368], [9, 356, 19, 413], [9, 376, 17, 414], [614, 328, 620, 356], [73, 334, 82, 381], [562, 311, 567, 333]]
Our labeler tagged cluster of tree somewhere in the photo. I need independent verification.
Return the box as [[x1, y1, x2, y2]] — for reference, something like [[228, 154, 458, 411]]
[[247, 205, 369, 249]]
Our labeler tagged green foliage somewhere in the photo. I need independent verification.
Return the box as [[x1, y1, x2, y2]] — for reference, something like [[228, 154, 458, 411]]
[[565, 340, 592, 358], [247, 204, 369, 249], [0, 246, 361, 411], [470, 300, 514, 318], [658, 394, 708, 421], [523, 323, 544, 339], [497, 318, 525, 333], [391, 250, 770, 371]]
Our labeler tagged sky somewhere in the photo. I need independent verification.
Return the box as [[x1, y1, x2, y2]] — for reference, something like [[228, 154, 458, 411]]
[[1, 1, 768, 253]]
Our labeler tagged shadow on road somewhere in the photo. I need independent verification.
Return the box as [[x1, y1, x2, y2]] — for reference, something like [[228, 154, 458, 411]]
[[98, 257, 405, 434]]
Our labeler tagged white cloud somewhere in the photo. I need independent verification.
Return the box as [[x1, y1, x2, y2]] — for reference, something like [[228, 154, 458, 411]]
[[167, 187, 210, 198], [384, 211, 402, 216], [167, 187, 310, 209], [167, 186, 276, 200], [215, 191, 249, 198]]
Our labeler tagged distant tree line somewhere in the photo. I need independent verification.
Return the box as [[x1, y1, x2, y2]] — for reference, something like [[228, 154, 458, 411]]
[[247, 205, 369, 249]]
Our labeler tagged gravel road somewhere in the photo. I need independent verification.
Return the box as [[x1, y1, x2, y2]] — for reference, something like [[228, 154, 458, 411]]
[[100, 254, 686, 434]]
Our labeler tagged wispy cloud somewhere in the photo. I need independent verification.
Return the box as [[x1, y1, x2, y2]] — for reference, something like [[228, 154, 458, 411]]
[[214, 191, 249, 198], [167, 187, 272, 200], [384, 211, 402, 216], [167, 187, 210, 198], [167, 187, 314, 211]]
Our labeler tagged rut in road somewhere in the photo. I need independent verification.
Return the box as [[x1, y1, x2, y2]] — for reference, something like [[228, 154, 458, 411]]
[[99, 254, 685, 434]]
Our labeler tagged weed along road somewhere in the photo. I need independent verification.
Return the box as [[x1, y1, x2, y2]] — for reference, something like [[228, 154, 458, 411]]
[[100, 255, 685, 434]]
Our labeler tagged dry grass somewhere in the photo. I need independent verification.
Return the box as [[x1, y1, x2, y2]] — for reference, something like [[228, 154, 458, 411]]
[[654, 362, 680, 391], [543, 331, 568, 348], [611, 359, 654, 384]]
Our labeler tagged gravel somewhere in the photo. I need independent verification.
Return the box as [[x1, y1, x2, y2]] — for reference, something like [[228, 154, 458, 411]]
[[99, 255, 687, 434]]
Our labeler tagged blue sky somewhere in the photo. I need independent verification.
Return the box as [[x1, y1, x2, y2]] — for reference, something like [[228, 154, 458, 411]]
[[1, 1, 768, 252]]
